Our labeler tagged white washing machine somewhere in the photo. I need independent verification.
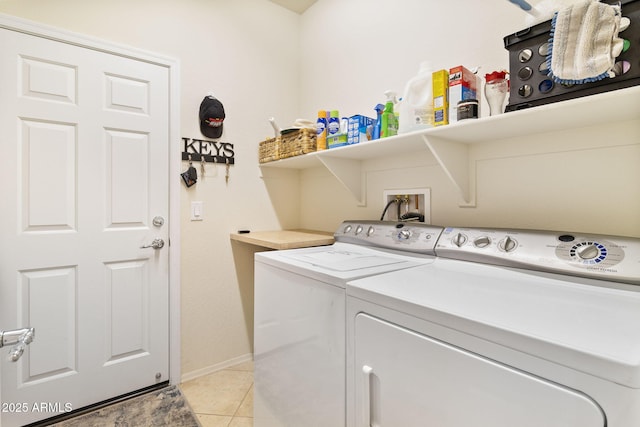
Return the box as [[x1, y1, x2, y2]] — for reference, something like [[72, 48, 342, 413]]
[[346, 227, 640, 427], [254, 220, 444, 427]]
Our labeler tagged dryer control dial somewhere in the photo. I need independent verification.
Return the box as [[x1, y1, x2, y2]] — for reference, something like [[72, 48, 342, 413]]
[[452, 233, 467, 247], [398, 229, 412, 240], [556, 238, 626, 269], [499, 236, 518, 252], [474, 236, 491, 248], [562, 240, 614, 266], [576, 244, 599, 260]]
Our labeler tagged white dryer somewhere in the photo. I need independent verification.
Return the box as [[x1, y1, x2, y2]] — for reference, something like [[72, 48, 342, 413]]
[[254, 220, 443, 427], [347, 227, 640, 427]]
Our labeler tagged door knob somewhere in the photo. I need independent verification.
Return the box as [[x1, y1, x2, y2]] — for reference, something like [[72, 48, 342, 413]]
[[140, 238, 165, 249]]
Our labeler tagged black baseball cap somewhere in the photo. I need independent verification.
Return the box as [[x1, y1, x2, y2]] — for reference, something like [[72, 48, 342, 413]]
[[199, 96, 225, 139]]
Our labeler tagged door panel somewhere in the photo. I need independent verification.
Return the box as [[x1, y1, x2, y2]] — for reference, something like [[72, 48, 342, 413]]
[[22, 120, 77, 231], [105, 260, 149, 362], [21, 56, 77, 104], [107, 129, 149, 226], [353, 313, 605, 427], [20, 267, 77, 381], [1, 26, 170, 426]]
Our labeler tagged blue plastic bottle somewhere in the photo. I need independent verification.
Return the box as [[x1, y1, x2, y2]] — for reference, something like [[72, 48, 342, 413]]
[[327, 110, 340, 137], [372, 104, 384, 140]]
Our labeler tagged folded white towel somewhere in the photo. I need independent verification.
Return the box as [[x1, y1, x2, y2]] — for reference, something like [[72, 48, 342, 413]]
[[549, 0, 624, 84]]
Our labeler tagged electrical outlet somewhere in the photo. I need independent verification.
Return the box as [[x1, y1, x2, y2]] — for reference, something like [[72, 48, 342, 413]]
[[382, 188, 431, 223]]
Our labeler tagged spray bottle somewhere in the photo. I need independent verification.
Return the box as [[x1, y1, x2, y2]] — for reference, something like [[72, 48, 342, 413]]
[[380, 90, 398, 138], [372, 103, 384, 140]]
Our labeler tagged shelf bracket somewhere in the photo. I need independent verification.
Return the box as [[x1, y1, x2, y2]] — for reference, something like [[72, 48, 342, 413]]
[[316, 155, 366, 206], [421, 134, 476, 207]]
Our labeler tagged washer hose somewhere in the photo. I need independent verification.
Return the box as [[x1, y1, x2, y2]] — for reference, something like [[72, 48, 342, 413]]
[[380, 199, 398, 221], [400, 212, 425, 222]]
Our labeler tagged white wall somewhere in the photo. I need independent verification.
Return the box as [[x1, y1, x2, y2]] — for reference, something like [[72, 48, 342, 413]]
[[293, 0, 640, 237]]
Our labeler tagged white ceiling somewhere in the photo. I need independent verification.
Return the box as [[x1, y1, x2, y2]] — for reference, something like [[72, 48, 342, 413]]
[[268, 0, 317, 14]]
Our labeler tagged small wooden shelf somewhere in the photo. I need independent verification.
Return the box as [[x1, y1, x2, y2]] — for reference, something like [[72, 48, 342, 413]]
[[230, 229, 334, 250]]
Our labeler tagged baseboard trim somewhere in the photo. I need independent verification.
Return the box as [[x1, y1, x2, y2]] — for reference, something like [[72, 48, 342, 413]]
[[180, 352, 253, 383]]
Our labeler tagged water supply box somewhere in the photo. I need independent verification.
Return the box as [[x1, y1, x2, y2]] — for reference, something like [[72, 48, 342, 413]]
[[448, 65, 479, 123], [347, 115, 374, 144], [432, 69, 449, 126], [504, 0, 640, 111]]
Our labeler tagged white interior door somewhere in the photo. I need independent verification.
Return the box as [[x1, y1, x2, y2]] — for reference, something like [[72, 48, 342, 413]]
[[0, 25, 170, 427]]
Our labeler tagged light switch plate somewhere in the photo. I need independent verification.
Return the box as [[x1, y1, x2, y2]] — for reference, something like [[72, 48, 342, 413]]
[[191, 201, 204, 221]]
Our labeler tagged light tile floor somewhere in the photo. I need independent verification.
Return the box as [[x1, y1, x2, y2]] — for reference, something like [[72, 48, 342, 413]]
[[180, 360, 254, 427]]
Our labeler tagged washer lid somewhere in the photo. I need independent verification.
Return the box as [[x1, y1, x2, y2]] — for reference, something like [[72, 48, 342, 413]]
[[256, 242, 435, 286], [347, 258, 640, 387], [282, 250, 407, 272]]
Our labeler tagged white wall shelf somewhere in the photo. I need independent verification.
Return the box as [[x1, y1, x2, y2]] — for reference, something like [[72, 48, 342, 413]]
[[259, 86, 640, 206]]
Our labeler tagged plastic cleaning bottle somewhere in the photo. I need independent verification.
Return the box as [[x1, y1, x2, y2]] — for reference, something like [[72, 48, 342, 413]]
[[372, 103, 384, 140], [316, 110, 327, 150], [398, 61, 434, 134], [395, 96, 403, 128], [327, 110, 340, 137], [380, 91, 398, 138]]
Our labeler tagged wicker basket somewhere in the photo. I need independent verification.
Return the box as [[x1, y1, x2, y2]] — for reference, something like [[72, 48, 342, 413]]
[[258, 128, 317, 163], [279, 128, 317, 159], [259, 136, 280, 163]]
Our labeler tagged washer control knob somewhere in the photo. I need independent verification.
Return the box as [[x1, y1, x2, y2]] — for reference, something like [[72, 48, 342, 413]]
[[474, 236, 491, 248], [452, 233, 467, 247], [576, 244, 599, 260], [398, 229, 412, 240], [500, 236, 518, 252], [355, 225, 363, 235], [367, 226, 375, 237], [343, 225, 352, 234]]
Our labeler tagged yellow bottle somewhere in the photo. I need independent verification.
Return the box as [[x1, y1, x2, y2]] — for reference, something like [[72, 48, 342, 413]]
[[316, 110, 327, 150]]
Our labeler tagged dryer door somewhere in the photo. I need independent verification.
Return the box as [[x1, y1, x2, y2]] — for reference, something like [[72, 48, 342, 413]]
[[353, 314, 605, 427]]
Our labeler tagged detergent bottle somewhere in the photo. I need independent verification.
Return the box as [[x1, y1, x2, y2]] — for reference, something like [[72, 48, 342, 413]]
[[380, 91, 398, 138], [398, 61, 434, 133]]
